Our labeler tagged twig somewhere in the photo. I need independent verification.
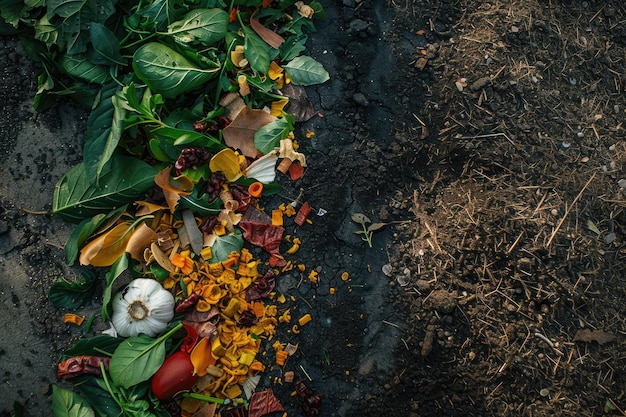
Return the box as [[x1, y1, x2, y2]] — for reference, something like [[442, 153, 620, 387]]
[[382, 320, 401, 329], [300, 365, 312, 381], [546, 172, 596, 247]]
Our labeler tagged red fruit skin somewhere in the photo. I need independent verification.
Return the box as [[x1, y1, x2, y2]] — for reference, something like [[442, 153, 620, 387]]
[[151, 351, 199, 401]]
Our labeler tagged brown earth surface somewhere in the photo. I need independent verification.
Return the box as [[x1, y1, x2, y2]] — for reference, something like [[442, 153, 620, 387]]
[[1, 0, 625, 416]]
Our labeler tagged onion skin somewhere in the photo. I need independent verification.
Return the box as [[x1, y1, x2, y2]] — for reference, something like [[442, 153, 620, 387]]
[[151, 351, 199, 401]]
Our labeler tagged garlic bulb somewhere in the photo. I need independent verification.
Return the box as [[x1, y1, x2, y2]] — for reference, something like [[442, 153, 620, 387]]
[[111, 278, 175, 337]]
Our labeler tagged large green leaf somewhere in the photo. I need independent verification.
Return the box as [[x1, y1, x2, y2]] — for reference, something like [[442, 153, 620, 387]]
[[210, 229, 243, 262], [242, 25, 270, 74], [83, 83, 125, 184], [88, 22, 125, 66], [254, 115, 294, 155], [284, 55, 329, 86], [109, 334, 165, 389], [53, 155, 156, 223], [51, 385, 95, 417], [132, 42, 219, 98], [63, 335, 123, 359], [59, 54, 112, 84], [74, 376, 122, 417], [167, 8, 229, 46]]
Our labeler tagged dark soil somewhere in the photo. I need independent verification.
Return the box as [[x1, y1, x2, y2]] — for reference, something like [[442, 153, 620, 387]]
[[1, 0, 625, 416]]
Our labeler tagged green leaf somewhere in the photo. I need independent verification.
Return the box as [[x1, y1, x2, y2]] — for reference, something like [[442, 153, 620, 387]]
[[101, 253, 129, 322], [179, 192, 222, 216], [34, 14, 60, 48], [73, 376, 122, 417], [109, 334, 166, 389], [279, 35, 307, 62], [242, 25, 270, 74], [53, 155, 156, 223], [59, 54, 112, 85], [48, 271, 98, 310], [64, 206, 126, 265], [63, 335, 123, 359], [132, 42, 219, 98], [51, 385, 95, 417], [0, 0, 25, 28], [48, 0, 86, 19], [167, 8, 229, 45], [284, 55, 329, 86], [254, 115, 294, 155], [210, 229, 243, 262], [83, 83, 125, 184], [88, 22, 125, 66]]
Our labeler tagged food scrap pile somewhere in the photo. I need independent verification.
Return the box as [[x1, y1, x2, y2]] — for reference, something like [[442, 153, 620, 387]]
[[1, 0, 331, 415]]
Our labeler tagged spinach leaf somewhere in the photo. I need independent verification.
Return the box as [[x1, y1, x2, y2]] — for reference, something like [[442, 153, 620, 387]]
[[53, 155, 156, 223], [48, 271, 98, 310], [166, 8, 229, 46], [63, 335, 123, 359], [242, 25, 270, 74], [88, 22, 125, 66], [101, 253, 129, 322], [83, 82, 125, 184], [254, 114, 294, 155], [51, 385, 95, 417], [132, 42, 220, 98], [59, 54, 112, 84], [284, 55, 329, 86]]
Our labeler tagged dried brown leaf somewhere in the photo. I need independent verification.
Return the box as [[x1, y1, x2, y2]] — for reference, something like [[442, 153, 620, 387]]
[[367, 222, 386, 232], [125, 222, 158, 262], [351, 213, 371, 224], [250, 11, 285, 49], [79, 222, 133, 267], [573, 329, 616, 345], [223, 107, 276, 158], [282, 83, 316, 122]]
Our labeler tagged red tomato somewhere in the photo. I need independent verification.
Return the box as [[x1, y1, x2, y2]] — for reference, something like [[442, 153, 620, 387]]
[[151, 351, 199, 401]]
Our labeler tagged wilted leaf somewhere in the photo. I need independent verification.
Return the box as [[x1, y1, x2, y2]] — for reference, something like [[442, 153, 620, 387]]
[[79, 222, 133, 267], [250, 12, 285, 49], [282, 83, 316, 122], [367, 222, 386, 232], [573, 329, 616, 345], [209, 148, 242, 181], [125, 222, 158, 262], [48, 271, 98, 310], [154, 168, 194, 213], [585, 219, 600, 235], [351, 213, 371, 225], [223, 107, 277, 158]]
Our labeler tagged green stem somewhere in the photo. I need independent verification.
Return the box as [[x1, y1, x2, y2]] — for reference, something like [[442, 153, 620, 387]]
[[100, 362, 124, 409], [182, 392, 229, 404]]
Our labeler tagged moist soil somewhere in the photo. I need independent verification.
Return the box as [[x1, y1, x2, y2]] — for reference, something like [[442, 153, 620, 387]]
[[1, 0, 625, 416]]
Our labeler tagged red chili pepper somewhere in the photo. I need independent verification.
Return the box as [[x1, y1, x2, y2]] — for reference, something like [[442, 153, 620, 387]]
[[179, 323, 199, 354], [57, 356, 110, 380], [175, 293, 199, 314], [294, 201, 311, 226]]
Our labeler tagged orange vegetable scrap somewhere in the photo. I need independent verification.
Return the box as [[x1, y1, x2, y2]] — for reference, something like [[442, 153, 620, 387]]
[[308, 270, 319, 284], [278, 309, 291, 323], [298, 313, 312, 326], [171, 250, 194, 274], [63, 313, 85, 326], [341, 271, 350, 281], [305, 131, 315, 139], [275, 349, 288, 366], [248, 182, 264, 198], [271, 209, 283, 226], [329, 288, 336, 295]]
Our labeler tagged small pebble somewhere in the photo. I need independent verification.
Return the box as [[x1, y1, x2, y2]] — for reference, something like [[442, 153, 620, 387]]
[[540, 388, 550, 397]]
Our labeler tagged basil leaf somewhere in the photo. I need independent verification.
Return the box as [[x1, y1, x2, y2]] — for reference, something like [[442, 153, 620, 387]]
[[109, 334, 166, 389], [51, 385, 95, 417], [132, 42, 219, 98], [284, 55, 329, 86], [83, 82, 125, 184], [53, 156, 156, 223], [48, 271, 97, 310], [167, 8, 229, 46], [279, 34, 307, 62], [254, 115, 294, 155]]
